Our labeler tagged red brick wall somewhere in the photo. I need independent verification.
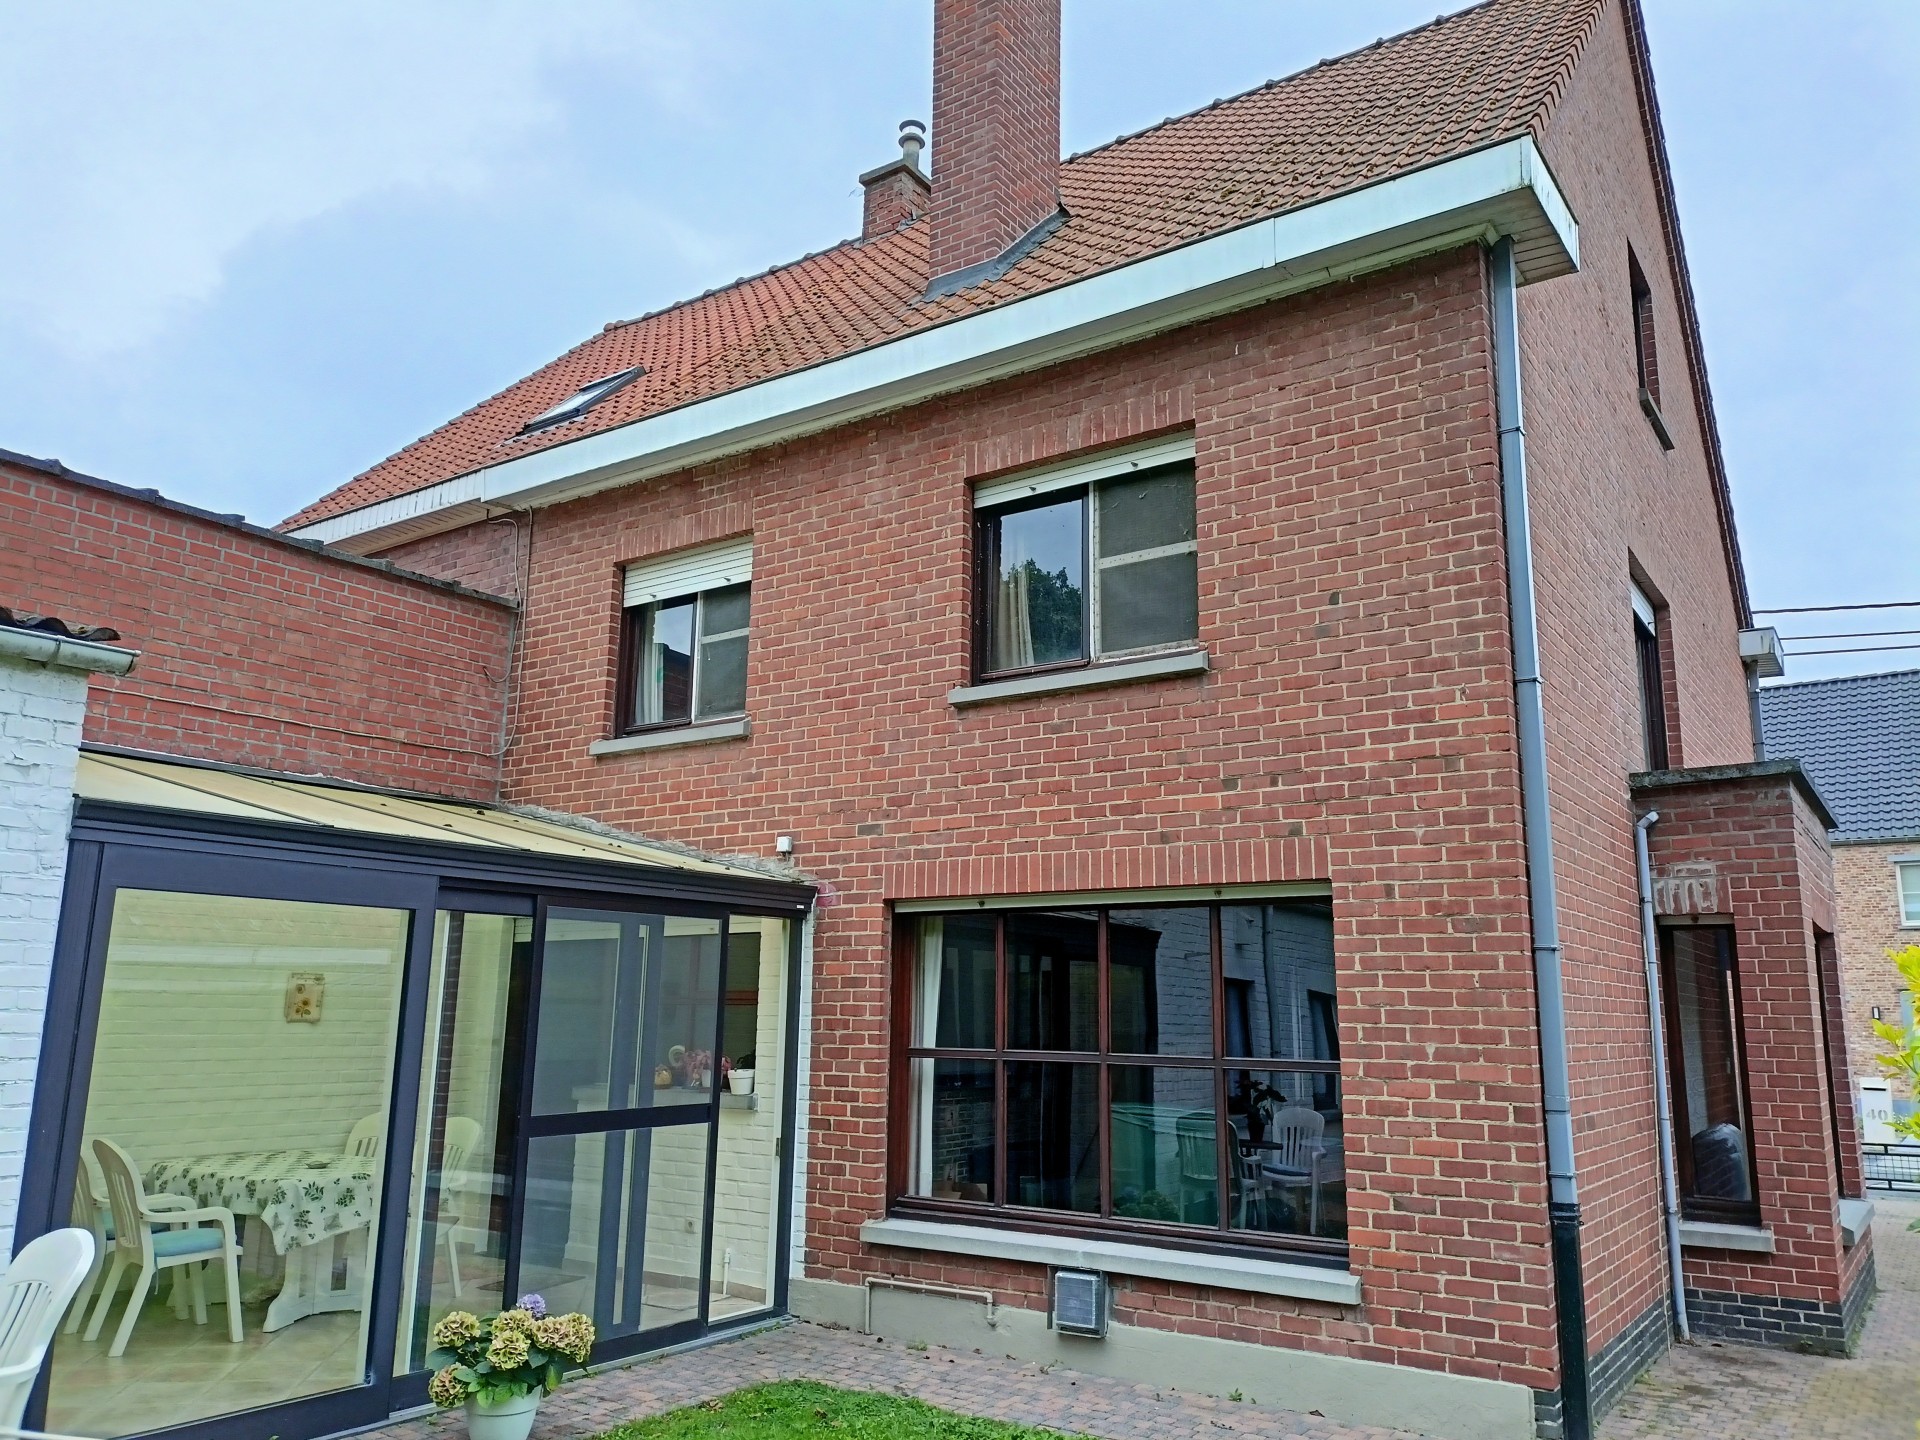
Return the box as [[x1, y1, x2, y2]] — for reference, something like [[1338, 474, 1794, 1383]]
[[1636, 772, 1860, 1310], [862, 163, 931, 240], [379, 514, 529, 601], [1524, 0, 1761, 1356], [0, 462, 514, 799], [490, 247, 1566, 1392], [928, 0, 1060, 279]]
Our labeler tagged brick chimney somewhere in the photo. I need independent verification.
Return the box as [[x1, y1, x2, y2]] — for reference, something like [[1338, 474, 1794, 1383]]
[[927, 0, 1061, 287], [860, 120, 930, 240]]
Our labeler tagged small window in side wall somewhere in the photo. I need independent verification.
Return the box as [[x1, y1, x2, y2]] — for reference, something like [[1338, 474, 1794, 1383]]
[[1633, 582, 1670, 770], [1660, 924, 1761, 1224], [1900, 863, 1920, 928], [1629, 249, 1659, 409], [976, 462, 1198, 679]]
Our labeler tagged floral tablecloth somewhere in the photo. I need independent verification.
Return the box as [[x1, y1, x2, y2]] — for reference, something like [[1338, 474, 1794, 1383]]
[[146, 1148, 379, 1255]]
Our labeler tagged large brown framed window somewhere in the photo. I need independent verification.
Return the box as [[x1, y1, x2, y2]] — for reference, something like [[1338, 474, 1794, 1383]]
[[890, 899, 1345, 1260], [974, 461, 1198, 681], [1659, 924, 1761, 1224]]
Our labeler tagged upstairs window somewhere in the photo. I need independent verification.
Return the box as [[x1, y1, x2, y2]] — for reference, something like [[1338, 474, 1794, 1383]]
[[1633, 580, 1670, 770], [618, 540, 751, 733], [1900, 862, 1920, 928], [1630, 253, 1658, 405], [1629, 250, 1673, 448], [973, 443, 1199, 680]]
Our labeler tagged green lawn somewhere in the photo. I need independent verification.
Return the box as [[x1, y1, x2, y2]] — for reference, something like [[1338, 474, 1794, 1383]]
[[597, 1381, 1077, 1440]]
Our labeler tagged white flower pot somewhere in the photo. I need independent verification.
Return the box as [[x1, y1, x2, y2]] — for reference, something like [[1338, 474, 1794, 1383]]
[[465, 1390, 540, 1440], [728, 1070, 755, 1095]]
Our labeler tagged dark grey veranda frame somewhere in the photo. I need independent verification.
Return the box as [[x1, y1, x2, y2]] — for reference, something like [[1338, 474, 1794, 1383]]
[[22, 796, 810, 1440]]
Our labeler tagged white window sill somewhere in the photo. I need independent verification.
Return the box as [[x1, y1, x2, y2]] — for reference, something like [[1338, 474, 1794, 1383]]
[[1840, 1197, 1874, 1248], [860, 1215, 1360, 1307], [948, 648, 1208, 707], [588, 718, 750, 756], [1678, 1220, 1775, 1254]]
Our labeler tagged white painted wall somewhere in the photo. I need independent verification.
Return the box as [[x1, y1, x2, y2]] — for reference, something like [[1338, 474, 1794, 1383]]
[[0, 656, 92, 1255], [80, 890, 410, 1168]]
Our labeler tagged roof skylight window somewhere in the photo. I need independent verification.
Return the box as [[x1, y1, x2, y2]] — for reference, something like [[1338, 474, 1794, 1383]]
[[520, 366, 644, 434]]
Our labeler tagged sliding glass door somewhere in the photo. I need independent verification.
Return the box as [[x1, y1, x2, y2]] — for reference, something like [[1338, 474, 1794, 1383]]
[[398, 900, 792, 1380], [516, 907, 721, 1346]]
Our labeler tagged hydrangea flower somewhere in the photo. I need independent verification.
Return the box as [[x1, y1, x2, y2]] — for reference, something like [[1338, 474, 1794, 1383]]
[[430, 1311, 481, 1349], [486, 1326, 531, 1370], [427, 1366, 466, 1408], [516, 1292, 548, 1319], [492, 1307, 537, 1340], [533, 1311, 596, 1364]]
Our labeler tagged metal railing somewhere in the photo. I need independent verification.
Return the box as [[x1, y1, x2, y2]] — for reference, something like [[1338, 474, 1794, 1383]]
[[1862, 1142, 1920, 1191]]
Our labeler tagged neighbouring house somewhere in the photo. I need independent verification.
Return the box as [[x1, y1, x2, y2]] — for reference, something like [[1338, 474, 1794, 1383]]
[[1760, 670, 1920, 1126], [0, 3, 1874, 1440]]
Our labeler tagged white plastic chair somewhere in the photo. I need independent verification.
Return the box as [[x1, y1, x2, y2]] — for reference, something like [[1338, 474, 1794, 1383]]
[[84, 1139, 243, 1356], [1257, 1106, 1327, 1234], [66, 1148, 192, 1334], [438, 1117, 484, 1299], [345, 1113, 386, 1159], [0, 1228, 97, 1432]]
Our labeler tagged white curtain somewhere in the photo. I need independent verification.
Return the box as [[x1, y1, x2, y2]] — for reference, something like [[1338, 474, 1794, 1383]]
[[994, 568, 1035, 670], [908, 919, 944, 1196]]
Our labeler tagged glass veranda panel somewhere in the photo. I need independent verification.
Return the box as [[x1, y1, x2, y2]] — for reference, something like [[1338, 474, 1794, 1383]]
[[50, 890, 409, 1440], [399, 910, 530, 1374], [708, 918, 788, 1321]]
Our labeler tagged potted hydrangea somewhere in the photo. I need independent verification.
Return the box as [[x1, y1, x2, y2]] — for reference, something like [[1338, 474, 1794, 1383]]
[[425, 1294, 595, 1440]]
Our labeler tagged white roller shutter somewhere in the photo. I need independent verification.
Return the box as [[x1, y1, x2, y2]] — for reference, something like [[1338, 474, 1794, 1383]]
[[972, 435, 1195, 510], [623, 537, 753, 608], [1631, 580, 1656, 631]]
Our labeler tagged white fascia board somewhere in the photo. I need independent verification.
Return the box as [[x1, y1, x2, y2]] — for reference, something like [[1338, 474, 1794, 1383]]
[[294, 136, 1577, 552]]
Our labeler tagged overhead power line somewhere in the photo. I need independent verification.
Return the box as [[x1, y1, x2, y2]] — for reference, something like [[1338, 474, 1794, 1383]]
[[1780, 629, 1920, 641], [1755, 601, 1920, 614], [1781, 643, 1920, 657]]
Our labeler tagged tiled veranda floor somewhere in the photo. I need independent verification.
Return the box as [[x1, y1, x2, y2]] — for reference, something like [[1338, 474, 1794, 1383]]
[[362, 1199, 1920, 1440]]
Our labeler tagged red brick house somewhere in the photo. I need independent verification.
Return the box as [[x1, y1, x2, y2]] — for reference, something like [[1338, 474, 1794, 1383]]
[[1760, 670, 1920, 1135], [0, 3, 1871, 1440]]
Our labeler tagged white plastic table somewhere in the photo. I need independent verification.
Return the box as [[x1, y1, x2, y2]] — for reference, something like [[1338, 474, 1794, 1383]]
[[146, 1148, 379, 1331]]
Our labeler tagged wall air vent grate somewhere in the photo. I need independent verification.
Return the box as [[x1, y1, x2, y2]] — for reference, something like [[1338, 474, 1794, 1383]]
[[1051, 1268, 1108, 1338]]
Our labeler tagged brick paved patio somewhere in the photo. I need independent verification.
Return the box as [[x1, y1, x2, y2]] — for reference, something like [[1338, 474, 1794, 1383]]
[[370, 1198, 1920, 1440], [373, 1318, 1435, 1440], [1600, 1194, 1920, 1440]]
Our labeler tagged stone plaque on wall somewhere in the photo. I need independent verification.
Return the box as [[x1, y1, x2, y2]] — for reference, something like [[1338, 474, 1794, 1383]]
[[1653, 862, 1720, 916]]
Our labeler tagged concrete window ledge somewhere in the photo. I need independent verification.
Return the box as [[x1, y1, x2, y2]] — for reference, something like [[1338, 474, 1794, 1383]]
[[860, 1215, 1361, 1307], [1840, 1197, 1875, 1248], [948, 648, 1208, 707], [1678, 1220, 1775, 1254], [589, 718, 750, 756]]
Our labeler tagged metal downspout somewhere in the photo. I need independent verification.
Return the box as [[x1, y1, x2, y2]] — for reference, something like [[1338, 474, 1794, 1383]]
[[1635, 811, 1691, 1340], [1489, 237, 1592, 1440]]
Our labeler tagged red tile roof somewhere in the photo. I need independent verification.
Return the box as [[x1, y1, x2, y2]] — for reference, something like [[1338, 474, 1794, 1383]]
[[285, 0, 1603, 530]]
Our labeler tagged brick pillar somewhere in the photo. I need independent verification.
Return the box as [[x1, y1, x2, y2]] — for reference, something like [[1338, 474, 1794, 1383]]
[[928, 0, 1060, 283]]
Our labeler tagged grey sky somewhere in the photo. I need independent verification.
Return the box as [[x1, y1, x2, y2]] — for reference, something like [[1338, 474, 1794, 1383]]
[[2, 2, 1914, 682]]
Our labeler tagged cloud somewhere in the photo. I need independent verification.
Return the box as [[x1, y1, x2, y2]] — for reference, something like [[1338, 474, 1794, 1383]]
[[0, 1, 715, 358]]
